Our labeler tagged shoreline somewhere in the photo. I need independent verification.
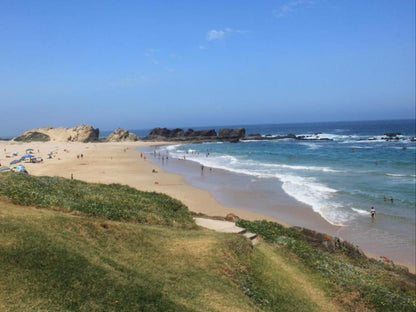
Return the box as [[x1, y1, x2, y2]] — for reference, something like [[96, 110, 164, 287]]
[[0, 140, 414, 273]]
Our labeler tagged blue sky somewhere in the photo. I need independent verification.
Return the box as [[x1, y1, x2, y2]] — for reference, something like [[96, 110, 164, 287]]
[[0, 0, 415, 136]]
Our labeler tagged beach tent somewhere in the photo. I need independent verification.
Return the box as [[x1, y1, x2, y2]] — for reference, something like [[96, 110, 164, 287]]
[[15, 165, 28, 174], [26, 148, 34, 154], [10, 159, 22, 165]]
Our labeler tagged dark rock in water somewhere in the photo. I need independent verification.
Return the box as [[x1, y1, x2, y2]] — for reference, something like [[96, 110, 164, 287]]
[[144, 127, 217, 141], [218, 128, 246, 140], [384, 132, 402, 137]]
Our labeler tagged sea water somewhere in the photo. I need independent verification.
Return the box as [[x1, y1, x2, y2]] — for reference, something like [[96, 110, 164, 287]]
[[139, 120, 416, 264]]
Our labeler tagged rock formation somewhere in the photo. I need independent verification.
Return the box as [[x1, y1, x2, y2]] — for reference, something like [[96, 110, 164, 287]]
[[14, 125, 99, 142], [105, 128, 138, 142], [218, 128, 246, 142], [144, 128, 217, 141]]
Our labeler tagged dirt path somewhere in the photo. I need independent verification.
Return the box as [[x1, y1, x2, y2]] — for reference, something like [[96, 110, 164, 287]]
[[257, 244, 344, 312]]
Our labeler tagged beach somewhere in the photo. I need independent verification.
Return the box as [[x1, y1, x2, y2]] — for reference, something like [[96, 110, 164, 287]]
[[1, 139, 414, 273], [0, 140, 281, 224]]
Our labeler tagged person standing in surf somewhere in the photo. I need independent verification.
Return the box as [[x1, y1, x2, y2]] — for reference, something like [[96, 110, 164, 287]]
[[370, 207, 376, 218]]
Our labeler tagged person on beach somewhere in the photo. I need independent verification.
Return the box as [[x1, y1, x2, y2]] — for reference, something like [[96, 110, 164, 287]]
[[370, 207, 375, 218], [201, 164, 204, 175]]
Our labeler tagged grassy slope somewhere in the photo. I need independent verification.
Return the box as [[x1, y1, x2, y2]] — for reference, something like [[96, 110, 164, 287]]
[[0, 200, 342, 312], [237, 220, 416, 312], [1, 172, 414, 311]]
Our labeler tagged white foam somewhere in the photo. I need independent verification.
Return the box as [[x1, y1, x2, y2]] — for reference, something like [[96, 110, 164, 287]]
[[386, 173, 406, 177], [165, 144, 182, 151], [299, 142, 321, 150], [352, 208, 369, 215], [162, 144, 356, 226], [272, 173, 350, 226], [264, 163, 343, 173]]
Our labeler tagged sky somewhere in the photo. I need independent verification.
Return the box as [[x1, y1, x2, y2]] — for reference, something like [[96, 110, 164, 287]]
[[0, 0, 415, 136]]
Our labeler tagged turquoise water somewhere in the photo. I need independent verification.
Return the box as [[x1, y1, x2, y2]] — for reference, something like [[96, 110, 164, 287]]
[[135, 120, 415, 263], [147, 120, 415, 263], [161, 120, 415, 224]]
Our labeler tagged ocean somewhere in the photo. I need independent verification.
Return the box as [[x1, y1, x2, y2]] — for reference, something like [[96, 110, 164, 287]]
[[137, 120, 416, 265]]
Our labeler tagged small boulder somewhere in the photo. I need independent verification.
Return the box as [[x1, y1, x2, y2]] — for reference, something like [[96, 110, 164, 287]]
[[225, 213, 240, 222]]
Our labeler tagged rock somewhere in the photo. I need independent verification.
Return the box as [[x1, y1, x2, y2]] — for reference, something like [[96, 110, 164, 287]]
[[14, 125, 100, 142], [144, 127, 217, 141], [69, 125, 99, 142], [218, 128, 246, 141], [225, 213, 240, 222], [384, 132, 402, 137], [106, 128, 138, 142], [14, 125, 99, 142]]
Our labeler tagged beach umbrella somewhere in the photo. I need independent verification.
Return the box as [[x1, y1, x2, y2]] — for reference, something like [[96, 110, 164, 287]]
[[26, 148, 34, 154], [22, 154, 33, 158]]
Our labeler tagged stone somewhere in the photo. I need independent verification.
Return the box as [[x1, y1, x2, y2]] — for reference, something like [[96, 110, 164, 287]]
[[106, 128, 138, 142], [218, 128, 246, 140], [144, 127, 217, 141], [225, 213, 240, 222]]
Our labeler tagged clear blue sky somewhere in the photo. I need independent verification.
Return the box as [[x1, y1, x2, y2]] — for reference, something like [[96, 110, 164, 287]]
[[0, 0, 415, 136]]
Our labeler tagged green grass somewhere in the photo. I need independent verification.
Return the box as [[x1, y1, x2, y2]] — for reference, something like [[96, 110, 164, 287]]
[[1, 172, 413, 311], [13, 131, 50, 142], [237, 219, 416, 312], [0, 202, 258, 311], [0, 172, 194, 228]]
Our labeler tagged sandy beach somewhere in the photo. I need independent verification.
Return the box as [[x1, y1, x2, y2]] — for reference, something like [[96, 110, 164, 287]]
[[1, 140, 414, 273], [0, 140, 281, 224]]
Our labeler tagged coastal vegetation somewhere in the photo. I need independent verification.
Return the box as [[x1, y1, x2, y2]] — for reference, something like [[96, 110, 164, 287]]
[[0, 172, 415, 311], [14, 131, 50, 142], [236, 220, 416, 311]]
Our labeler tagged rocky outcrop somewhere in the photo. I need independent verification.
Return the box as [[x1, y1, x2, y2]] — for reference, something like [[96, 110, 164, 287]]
[[218, 128, 246, 142], [296, 227, 366, 259], [106, 128, 138, 142], [13, 125, 99, 142], [144, 128, 217, 141], [68, 125, 99, 142], [144, 127, 335, 143]]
